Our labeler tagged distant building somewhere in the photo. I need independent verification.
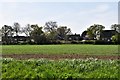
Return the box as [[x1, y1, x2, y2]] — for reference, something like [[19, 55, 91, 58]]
[[67, 33, 82, 41], [97, 30, 118, 41], [2, 36, 30, 44], [13, 36, 30, 43]]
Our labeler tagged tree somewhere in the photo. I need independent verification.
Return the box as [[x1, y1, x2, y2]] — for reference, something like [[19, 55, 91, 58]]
[[21, 24, 33, 43], [112, 34, 119, 44], [0, 28, 2, 43], [87, 24, 105, 40], [13, 22, 21, 36], [30, 24, 43, 36], [2, 25, 13, 37], [22, 24, 32, 37], [1, 25, 13, 44], [44, 21, 58, 32], [111, 24, 120, 44], [111, 24, 120, 33], [30, 24, 46, 44], [44, 21, 58, 41], [81, 30, 88, 40], [57, 26, 71, 40], [12, 22, 21, 44]]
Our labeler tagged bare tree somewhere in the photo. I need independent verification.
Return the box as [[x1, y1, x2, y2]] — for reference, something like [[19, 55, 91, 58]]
[[44, 21, 58, 32], [13, 22, 21, 36], [44, 21, 58, 41], [22, 24, 32, 37]]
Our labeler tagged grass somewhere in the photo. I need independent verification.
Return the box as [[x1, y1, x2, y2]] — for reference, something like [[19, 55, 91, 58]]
[[2, 44, 119, 55]]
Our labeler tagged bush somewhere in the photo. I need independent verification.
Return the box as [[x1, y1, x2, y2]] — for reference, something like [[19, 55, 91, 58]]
[[71, 41, 79, 44], [80, 40, 95, 44], [94, 40, 113, 45]]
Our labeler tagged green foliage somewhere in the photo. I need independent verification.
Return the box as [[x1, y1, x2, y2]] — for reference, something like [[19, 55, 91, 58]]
[[112, 33, 120, 44], [112, 34, 119, 43], [111, 24, 120, 33], [30, 24, 47, 44], [86, 31, 94, 39], [2, 58, 119, 79], [57, 26, 71, 40], [87, 24, 105, 39]]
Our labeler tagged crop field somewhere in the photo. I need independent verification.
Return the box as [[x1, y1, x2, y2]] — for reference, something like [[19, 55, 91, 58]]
[[1, 44, 120, 79], [2, 45, 119, 55], [2, 58, 119, 79]]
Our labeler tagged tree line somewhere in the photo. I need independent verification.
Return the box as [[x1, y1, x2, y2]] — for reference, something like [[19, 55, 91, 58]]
[[0, 21, 120, 44], [0, 21, 72, 44]]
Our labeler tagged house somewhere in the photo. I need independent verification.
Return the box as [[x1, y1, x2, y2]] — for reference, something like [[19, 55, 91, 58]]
[[67, 33, 82, 41], [2, 36, 30, 44], [97, 30, 118, 41], [13, 36, 30, 43]]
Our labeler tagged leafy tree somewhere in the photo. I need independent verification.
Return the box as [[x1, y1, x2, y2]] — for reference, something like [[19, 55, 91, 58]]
[[30, 24, 43, 36], [1, 25, 13, 44], [87, 24, 105, 40], [111, 24, 120, 33], [112, 33, 120, 44], [112, 35, 117, 42], [86, 30, 94, 39], [30, 24, 46, 44], [57, 26, 71, 40], [111, 24, 120, 44], [2, 25, 13, 37]]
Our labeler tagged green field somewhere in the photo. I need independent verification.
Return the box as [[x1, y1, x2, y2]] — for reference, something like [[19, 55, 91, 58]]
[[1, 45, 119, 79], [2, 45, 119, 55], [2, 58, 119, 79]]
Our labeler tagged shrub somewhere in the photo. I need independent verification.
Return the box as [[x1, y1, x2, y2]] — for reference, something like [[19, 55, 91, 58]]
[[80, 40, 95, 44], [94, 40, 113, 45]]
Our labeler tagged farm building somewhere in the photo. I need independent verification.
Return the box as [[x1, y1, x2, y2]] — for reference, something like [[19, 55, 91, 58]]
[[97, 30, 118, 41], [67, 33, 82, 41], [2, 36, 30, 44]]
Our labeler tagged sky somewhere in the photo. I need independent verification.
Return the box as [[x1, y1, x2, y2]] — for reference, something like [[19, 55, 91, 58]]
[[0, 0, 119, 34]]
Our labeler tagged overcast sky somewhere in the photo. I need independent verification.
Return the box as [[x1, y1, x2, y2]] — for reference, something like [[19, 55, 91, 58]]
[[0, 1, 119, 34]]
